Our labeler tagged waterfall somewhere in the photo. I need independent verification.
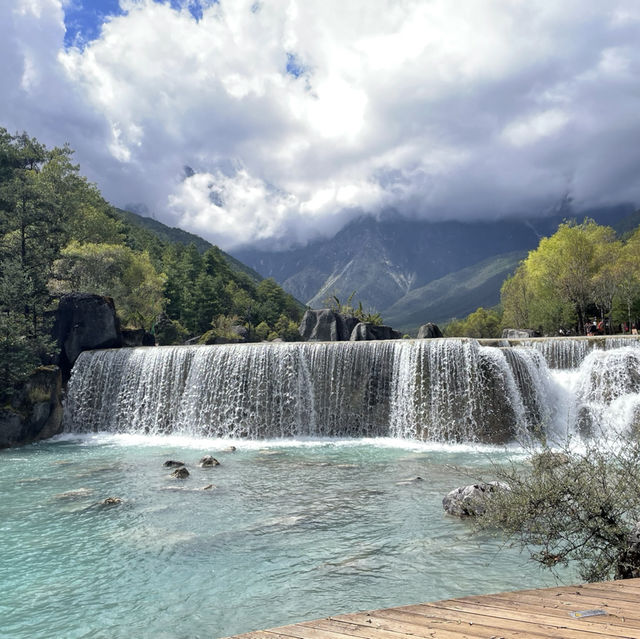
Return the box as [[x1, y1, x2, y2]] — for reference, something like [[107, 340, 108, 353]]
[[570, 348, 640, 438], [64, 337, 640, 444], [513, 335, 640, 369]]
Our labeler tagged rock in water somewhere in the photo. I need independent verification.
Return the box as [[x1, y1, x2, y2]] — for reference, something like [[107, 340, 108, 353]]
[[171, 467, 190, 479], [442, 481, 509, 517], [224, 446, 237, 453], [198, 455, 220, 467], [101, 497, 122, 505], [163, 460, 185, 467], [417, 323, 443, 339]]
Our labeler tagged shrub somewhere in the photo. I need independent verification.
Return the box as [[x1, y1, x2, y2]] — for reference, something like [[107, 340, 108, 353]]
[[479, 433, 640, 582]]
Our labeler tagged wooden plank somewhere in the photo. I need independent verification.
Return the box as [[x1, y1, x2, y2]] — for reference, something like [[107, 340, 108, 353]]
[[461, 593, 640, 630], [308, 612, 518, 639], [347, 609, 556, 638], [407, 600, 639, 638], [375, 604, 628, 639], [222, 579, 640, 639], [473, 591, 640, 623]]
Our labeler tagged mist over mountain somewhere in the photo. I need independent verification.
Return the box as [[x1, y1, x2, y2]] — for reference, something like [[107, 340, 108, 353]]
[[234, 205, 635, 332]]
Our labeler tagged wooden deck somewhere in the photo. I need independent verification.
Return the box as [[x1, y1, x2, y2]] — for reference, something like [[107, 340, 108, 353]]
[[227, 578, 640, 639]]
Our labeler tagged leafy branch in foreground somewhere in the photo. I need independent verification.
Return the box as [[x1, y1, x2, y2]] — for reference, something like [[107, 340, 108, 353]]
[[478, 434, 640, 582]]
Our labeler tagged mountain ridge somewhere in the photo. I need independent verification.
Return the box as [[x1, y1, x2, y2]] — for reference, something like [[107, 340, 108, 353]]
[[234, 205, 636, 332]]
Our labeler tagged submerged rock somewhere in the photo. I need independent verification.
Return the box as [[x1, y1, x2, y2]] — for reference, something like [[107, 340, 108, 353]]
[[171, 467, 190, 479], [198, 455, 220, 467], [101, 497, 123, 506], [54, 488, 94, 500], [224, 446, 237, 453], [163, 460, 185, 468], [396, 476, 424, 485], [442, 481, 509, 517], [202, 484, 215, 490]]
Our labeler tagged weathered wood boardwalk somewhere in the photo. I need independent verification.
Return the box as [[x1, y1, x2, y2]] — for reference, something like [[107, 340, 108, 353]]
[[227, 578, 640, 639]]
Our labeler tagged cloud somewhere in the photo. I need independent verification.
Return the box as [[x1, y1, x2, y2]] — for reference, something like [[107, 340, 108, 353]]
[[2, 0, 640, 248]]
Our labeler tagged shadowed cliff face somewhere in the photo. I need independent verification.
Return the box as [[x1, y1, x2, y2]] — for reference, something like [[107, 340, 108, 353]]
[[0, 366, 63, 449]]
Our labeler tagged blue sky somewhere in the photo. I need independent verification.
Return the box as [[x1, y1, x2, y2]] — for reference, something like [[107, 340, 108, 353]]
[[63, 0, 124, 48], [63, 1, 208, 48], [2, 1, 640, 249]]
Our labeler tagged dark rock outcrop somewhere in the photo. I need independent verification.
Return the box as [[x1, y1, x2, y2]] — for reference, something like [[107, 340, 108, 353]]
[[349, 322, 402, 341], [298, 310, 359, 341], [231, 325, 249, 342], [53, 293, 122, 377], [0, 366, 63, 449], [171, 467, 190, 479], [502, 328, 541, 339], [121, 328, 155, 347], [417, 323, 443, 339], [153, 313, 187, 346], [442, 481, 509, 517]]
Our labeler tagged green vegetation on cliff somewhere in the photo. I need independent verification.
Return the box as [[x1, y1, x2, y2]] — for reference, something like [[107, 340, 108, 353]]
[[0, 128, 302, 400]]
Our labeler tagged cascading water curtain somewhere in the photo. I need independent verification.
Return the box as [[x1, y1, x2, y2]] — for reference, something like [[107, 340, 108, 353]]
[[65, 338, 640, 443]]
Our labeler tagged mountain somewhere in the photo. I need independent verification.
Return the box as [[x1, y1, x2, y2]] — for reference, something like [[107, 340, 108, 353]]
[[115, 208, 263, 282], [234, 205, 635, 332], [383, 251, 526, 332]]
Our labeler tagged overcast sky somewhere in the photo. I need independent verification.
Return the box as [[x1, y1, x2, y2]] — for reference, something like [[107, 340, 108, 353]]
[[2, 0, 640, 250]]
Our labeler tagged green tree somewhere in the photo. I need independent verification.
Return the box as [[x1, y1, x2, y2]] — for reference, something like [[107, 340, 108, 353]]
[[274, 313, 301, 341], [0, 259, 47, 401], [52, 242, 166, 329], [254, 321, 270, 341], [501, 265, 532, 330], [444, 307, 502, 338]]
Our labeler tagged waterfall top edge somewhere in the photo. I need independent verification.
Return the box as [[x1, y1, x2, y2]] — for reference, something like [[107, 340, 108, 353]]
[[74, 334, 640, 356]]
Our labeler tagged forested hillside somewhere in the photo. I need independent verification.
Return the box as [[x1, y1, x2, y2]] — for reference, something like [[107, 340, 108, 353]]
[[0, 128, 302, 399]]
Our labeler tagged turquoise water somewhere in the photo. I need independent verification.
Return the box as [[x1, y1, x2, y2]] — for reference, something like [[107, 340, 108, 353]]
[[1, 435, 572, 638]]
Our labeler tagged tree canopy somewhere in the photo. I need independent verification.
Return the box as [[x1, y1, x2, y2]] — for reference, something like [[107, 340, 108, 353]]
[[0, 127, 303, 400]]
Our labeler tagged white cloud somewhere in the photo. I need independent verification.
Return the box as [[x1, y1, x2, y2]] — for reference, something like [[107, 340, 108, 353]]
[[503, 110, 570, 148], [2, 0, 640, 248]]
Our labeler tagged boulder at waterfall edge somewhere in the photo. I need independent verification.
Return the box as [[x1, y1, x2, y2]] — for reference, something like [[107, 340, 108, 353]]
[[417, 323, 443, 339], [53, 293, 122, 377], [0, 366, 63, 449], [502, 328, 541, 339], [349, 322, 402, 341], [442, 481, 509, 517], [121, 328, 155, 347], [298, 309, 359, 341]]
